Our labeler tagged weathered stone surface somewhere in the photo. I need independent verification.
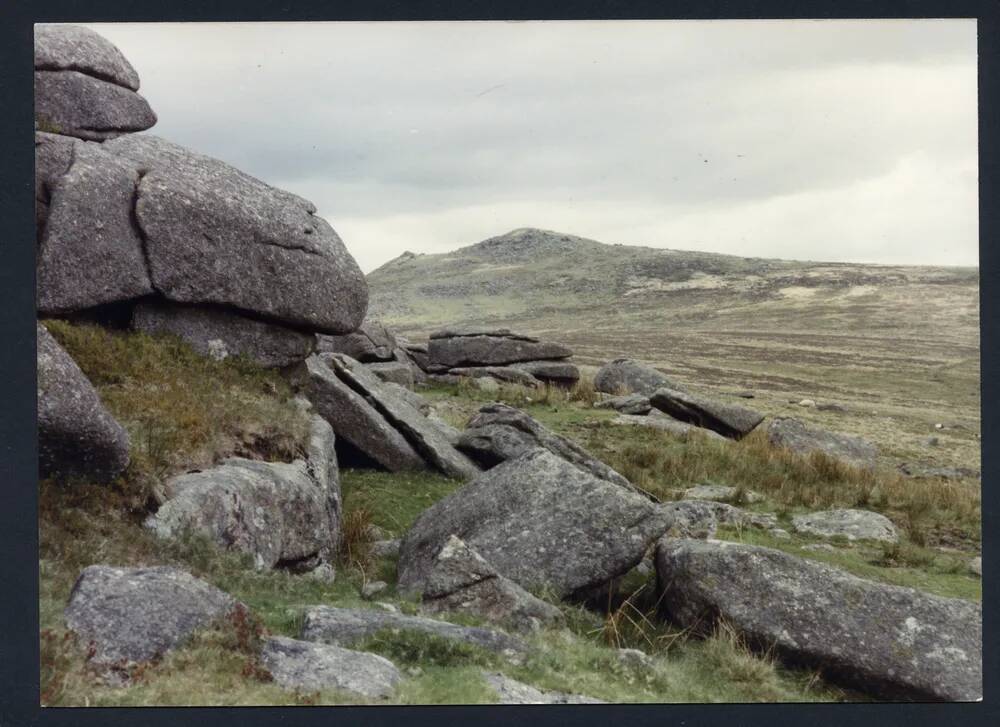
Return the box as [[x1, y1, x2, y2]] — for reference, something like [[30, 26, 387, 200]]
[[482, 673, 605, 704], [791, 509, 899, 543], [382, 382, 431, 413], [662, 500, 777, 539], [401, 342, 431, 372], [37, 140, 154, 313], [132, 302, 315, 367], [316, 319, 397, 362], [371, 539, 401, 559], [655, 538, 982, 701], [457, 403, 633, 490], [766, 417, 877, 470], [365, 360, 414, 388], [260, 636, 401, 698], [429, 333, 571, 368], [38, 323, 129, 482], [148, 417, 340, 571], [35, 24, 141, 91], [101, 134, 367, 334], [682, 484, 763, 504], [327, 354, 480, 480], [421, 536, 564, 632], [35, 70, 156, 141], [398, 449, 673, 599], [595, 393, 652, 415], [610, 412, 728, 441], [650, 387, 764, 440], [304, 356, 426, 472], [447, 366, 541, 388], [430, 328, 538, 341], [64, 565, 236, 668], [594, 358, 686, 396], [301, 606, 527, 657], [34, 131, 76, 242], [392, 347, 428, 385], [426, 411, 463, 446], [511, 360, 580, 385]]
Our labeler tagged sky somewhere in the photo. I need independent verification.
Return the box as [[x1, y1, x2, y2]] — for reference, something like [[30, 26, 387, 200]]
[[85, 20, 979, 273]]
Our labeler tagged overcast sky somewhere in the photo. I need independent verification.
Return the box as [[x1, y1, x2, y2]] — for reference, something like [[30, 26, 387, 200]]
[[85, 20, 979, 273]]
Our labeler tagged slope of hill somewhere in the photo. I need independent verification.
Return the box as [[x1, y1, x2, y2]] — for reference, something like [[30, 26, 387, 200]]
[[368, 228, 981, 472]]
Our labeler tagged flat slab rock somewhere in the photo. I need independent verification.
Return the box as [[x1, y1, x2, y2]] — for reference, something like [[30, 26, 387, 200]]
[[650, 387, 764, 440], [260, 636, 401, 699], [512, 360, 580, 384], [595, 393, 652, 415], [421, 536, 564, 632], [35, 70, 156, 141], [791, 509, 899, 543], [398, 448, 673, 599], [594, 358, 686, 396], [447, 366, 541, 388], [300, 606, 527, 658], [429, 332, 571, 368], [766, 417, 877, 470], [430, 327, 539, 341], [316, 319, 397, 362], [655, 538, 982, 701], [101, 134, 367, 333], [483, 672, 605, 704], [35, 24, 141, 91], [37, 322, 129, 482], [132, 302, 316, 368], [611, 412, 728, 441], [64, 565, 236, 668], [458, 402, 634, 491], [365, 360, 415, 389]]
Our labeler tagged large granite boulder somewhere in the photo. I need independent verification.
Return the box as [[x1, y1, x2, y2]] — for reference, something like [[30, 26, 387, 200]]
[[428, 329, 571, 368], [260, 636, 401, 698], [421, 536, 564, 632], [325, 354, 480, 480], [300, 606, 527, 658], [64, 565, 236, 669], [400, 341, 431, 372], [316, 319, 397, 362], [96, 134, 367, 333], [766, 418, 878, 470], [147, 415, 340, 572], [655, 538, 982, 701], [595, 393, 652, 415], [650, 387, 764, 440], [610, 412, 728, 441], [37, 140, 154, 313], [397, 449, 673, 599], [35, 70, 157, 141], [34, 131, 76, 242], [594, 358, 686, 396], [791, 509, 899, 543], [304, 355, 426, 472], [457, 403, 633, 491], [132, 302, 316, 368], [35, 25, 141, 91], [37, 322, 129, 482]]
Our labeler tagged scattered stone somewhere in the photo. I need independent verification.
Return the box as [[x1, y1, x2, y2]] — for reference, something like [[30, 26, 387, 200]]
[[934, 423, 944, 430], [791, 509, 899, 543], [662, 500, 777, 539], [308, 563, 336, 583], [361, 581, 389, 600], [925, 436, 939, 447], [458, 403, 634, 490], [316, 319, 397, 362], [595, 393, 652, 415], [655, 538, 982, 701], [683, 484, 763, 504], [132, 302, 316, 367], [37, 322, 130, 482], [482, 672, 604, 704], [594, 358, 686, 396], [734, 390, 755, 399], [301, 606, 527, 658], [35, 70, 156, 141], [35, 24, 141, 91], [969, 557, 982, 578], [304, 355, 426, 472], [398, 449, 673, 599], [766, 417, 878, 470], [64, 565, 236, 669], [260, 636, 401, 699], [611, 413, 728, 441], [428, 330, 571, 368], [447, 366, 541, 388], [512, 360, 580, 386], [420, 536, 564, 632], [798, 398, 816, 407], [650, 387, 764, 440]]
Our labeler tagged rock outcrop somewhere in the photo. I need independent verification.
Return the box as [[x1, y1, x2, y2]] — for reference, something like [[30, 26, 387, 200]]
[[594, 358, 685, 396], [610, 412, 728, 441], [397, 449, 673, 599], [316, 319, 397, 362], [791, 509, 899, 543], [64, 565, 236, 669], [428, 328, 572, 368], [766, 417, 878, 470], [511, 360, 580, 386], [420, 536, 564, 632], [649, 387, 764, 440], [37, 322, 130, 482], [260, 636, 402, 698], [595, 393, 653, 415], [457, 402, 633, 490], [655, 538, 982, 701]]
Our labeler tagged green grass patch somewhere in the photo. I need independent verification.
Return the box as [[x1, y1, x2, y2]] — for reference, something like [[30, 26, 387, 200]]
[[340, 467, 465, 537]]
